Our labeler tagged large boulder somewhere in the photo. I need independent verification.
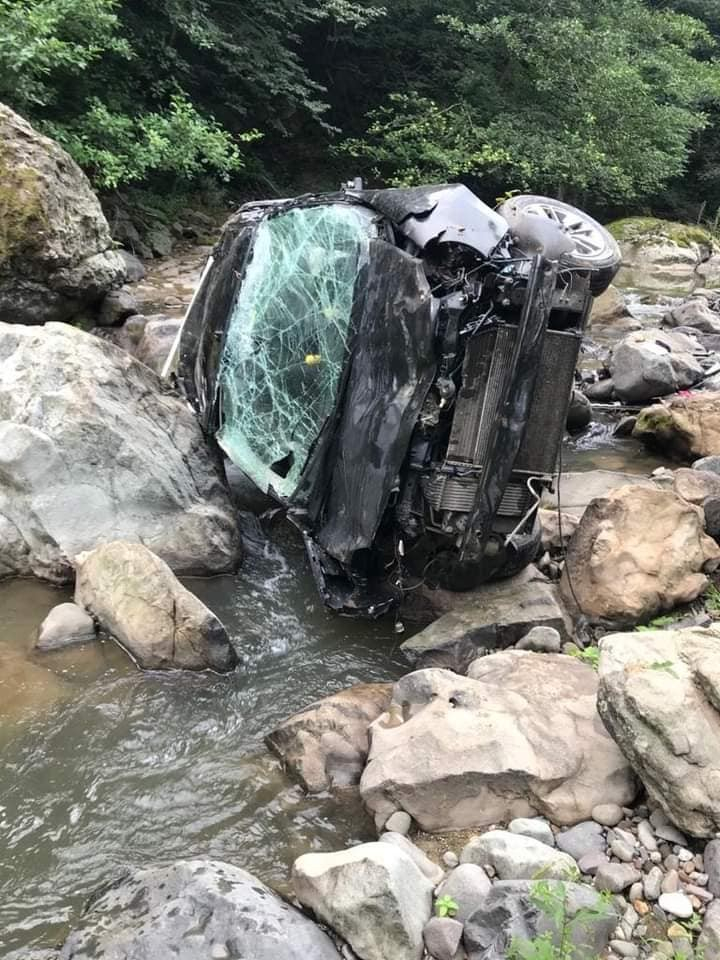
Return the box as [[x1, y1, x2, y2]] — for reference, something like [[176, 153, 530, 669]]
[[463, 880, 616, 960], [634, 393, 720, 461], [609, 329, 703, 404], [74, 541, 236, 671], [58, 859, 341, 960], [266, 683, 392, 793], [359, 655, 635, 832], [665, 297, 720, 334], [0, 322, 239, 581], [609, 218, 718, 294], [598, 627, 720, 837], [400, 565, 571, 673], [560, 484, 720, 622], [292, 842, 433, 960], [0, 103, 126, 324]]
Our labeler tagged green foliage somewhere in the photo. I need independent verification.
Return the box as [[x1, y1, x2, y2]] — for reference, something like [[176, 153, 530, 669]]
[[508, 880, 614, 960], [705, 583, 720, 612], [569, 646, 600, 671], [635, 613, 682, 631], [435, 894, 459, 918]]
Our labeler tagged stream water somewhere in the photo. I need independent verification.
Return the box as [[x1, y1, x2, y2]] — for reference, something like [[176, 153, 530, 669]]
[[0, 247, 673, 957]]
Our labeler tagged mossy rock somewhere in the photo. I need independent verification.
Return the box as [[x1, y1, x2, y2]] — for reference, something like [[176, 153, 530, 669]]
[[608, 217, 717, 250], [0, 150, 45, 265]]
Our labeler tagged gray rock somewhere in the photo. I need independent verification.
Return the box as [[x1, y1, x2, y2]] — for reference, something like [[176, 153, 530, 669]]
[[594, 863, 642, 893], [705, 839, 720, 896], [673, 468, 720, 506], [659, 892, 694, 918], [509, 817, 555, 847], [610, 839, 636, 863], [0, 322, 239, 582], [695, 457, 720, 476], [292, 842, 433, 960], [75, 541, 236, 671], [461, 830, 577, 881], [379, 832, 445, 885], [610, 329, 704, 403], [699, 900, 720, 960], [593, 803, 624, 827], [598, 628, 720, 836], [423, 916, 463, 960], [578, 851, 609, 875], [117, 249, 146, 282], [0, 104, 127, 325], [666, 298, 720, 334], [265, 683, 391, 793], [442, 851, 459, 869], [567, 390, 592, 432], [98, 286, 138, 326], [662, 869, 680, 894], [436, 863, 492, 923], [146, 224, 173, 257], [585, 378, 615, 402], [361, 656, 634, 832], [705, 497, 720, 540], [638, 819, 659, 852], [611, 940, 640, 957], [556, 821, 605, 861], [463, 880, 616, 960], [515, 626, 562, 654], [384, 811, 412, 836], [135, 316, 181, 374], [644, 866, 664, 901], [58, 859, 340, 960], [35, 602, 95, 652], [400, 565, 571, 673]]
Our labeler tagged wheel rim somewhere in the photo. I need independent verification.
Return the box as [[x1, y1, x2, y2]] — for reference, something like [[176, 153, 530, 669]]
[[521, 200, 607, 260]]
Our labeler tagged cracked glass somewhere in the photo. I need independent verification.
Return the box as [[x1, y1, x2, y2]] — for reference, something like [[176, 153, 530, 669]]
[[216, 203, 375, 497]]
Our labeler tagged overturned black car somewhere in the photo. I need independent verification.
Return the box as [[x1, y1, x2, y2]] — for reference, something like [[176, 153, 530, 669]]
[[169, 185, 620, 616]]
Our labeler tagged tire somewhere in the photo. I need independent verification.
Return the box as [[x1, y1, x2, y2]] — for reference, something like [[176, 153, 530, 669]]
[[497, 194, 621, 295]]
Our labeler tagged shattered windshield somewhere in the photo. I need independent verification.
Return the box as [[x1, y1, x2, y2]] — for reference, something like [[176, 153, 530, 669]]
[[216, 203, 375, 498]]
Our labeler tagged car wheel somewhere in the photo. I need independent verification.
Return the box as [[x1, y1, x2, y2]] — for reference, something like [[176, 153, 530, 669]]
[[497, 195, 621, 295]]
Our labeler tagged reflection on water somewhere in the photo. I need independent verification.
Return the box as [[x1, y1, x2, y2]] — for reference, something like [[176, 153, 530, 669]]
[[0, 526, 408, 956]]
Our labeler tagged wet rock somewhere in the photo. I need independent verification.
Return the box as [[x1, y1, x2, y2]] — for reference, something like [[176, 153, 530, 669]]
[[634, 393, 720, 461], [265, 682, 391, 793], [556, 821, 605, 861], [699, 900, 720, 960], [585, 377, 616, 401], [423, 916, 463, 960], [463, 880, 616, 960], [560, 484, 720, 622], [0, 322, 240, 581], [58, 859, 340, 960], [541, 469, 655, 519], [594, 862, 642, 893], [75, 541, 236, 671], [460, 831, 577, 880], [360, 655, 635, 832], [614, 415, 637, 438], [609, 329, 703, 403], [292, 842, 433, 960], [0, 103, 127, 325], [665, 297, 720, 334], [436, 863, 492, 923], [515, 625, 562, 653], [400, 565, 571, 673], [379, 832, 445, 885], [598, 627, 720, 837], [592, 803, 624, 827], [567, 390, 592, 432], [135, 316, 181, 374], [509, 817, 555, 846], [97, 286, 138, 327], [35, 602, 96, 652]]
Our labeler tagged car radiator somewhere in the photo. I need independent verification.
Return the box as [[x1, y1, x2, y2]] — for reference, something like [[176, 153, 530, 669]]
[[427, 324, 579, 518]]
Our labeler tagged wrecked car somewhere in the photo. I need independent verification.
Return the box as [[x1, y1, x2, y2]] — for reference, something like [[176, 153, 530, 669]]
[[168, 184, 620, 616]]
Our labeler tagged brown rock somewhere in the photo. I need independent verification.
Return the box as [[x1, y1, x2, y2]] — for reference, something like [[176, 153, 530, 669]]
[[634, 394, 720, 462]]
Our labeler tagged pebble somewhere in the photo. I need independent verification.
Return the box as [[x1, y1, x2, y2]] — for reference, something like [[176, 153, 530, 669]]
[[384, 811, 412, 835], [665, 855, 680, 872], [508, 817, 555, 847], [704, 839, 720, 896], [678, 848, 694, 863], [516, 626, 562, 653], [611, 840, 636, 863], [442, 851, 459, 869], [578, 851, 609, 876], [650, 852, 663, 864], [633, 900, 650, 916], [610, 941, 639, 958], [644, 866, 664, 901], [667, 922, 691, 941], [595, 863, 642, 894], [655, 823, 689, 846], [638, 820, 659, 852], [659, 892, 694, 919], [686, 884, 713, 902], [556, 821, 605, 861], [614, 827, 638, 847], [662, 870, 680, 894], [593, 804, 624, 827], [629, 882, 644, 902]]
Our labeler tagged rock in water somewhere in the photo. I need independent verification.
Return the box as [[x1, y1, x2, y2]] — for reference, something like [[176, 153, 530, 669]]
[[58, 859, 341, 960], [598, 627, 720, 837], [35, 602, 95, 652], [634, 393, 720, 461], [359, 654, 635, 832], [463, 880, 616, 960], [609, 329, 703, 404], [265, 683, 392, 793], [0, 103, 126, 324], [0, 322, 239, 581], [292, 842, 433, 960], [75, 541, 236, 671], [560, 484, 719, 622]]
